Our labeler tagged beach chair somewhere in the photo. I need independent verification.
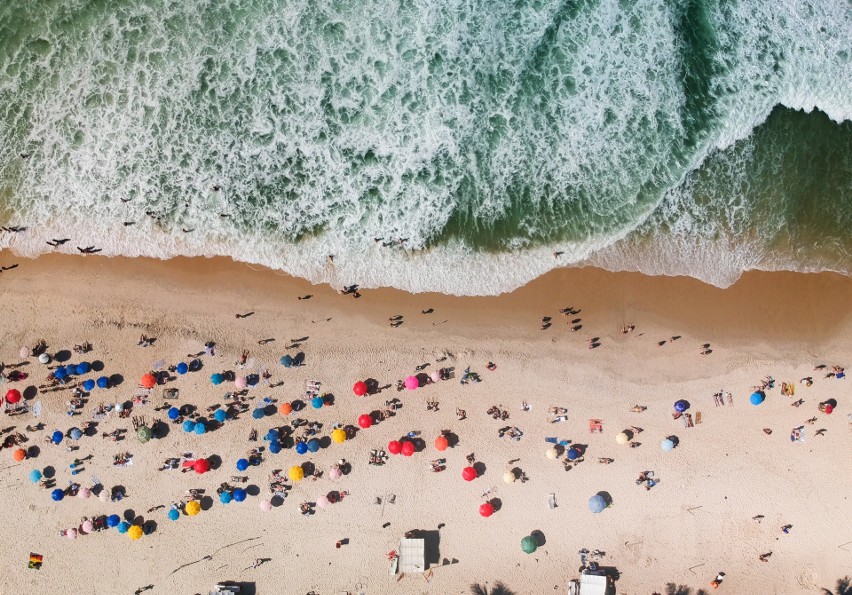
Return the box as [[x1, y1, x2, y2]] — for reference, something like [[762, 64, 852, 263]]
[[589, 419, 603, 433]]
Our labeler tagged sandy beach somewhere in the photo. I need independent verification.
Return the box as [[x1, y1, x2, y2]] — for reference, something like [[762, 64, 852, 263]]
[[0, 252, 849, 595]]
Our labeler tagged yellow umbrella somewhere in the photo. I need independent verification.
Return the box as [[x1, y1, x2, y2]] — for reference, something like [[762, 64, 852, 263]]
[[503, 470, 516, 484], [288, 465, 304, 482], [331, 428, 346, 444], [545, 447, 559, 460], [128, 525, 143, 540], [185, 500, 201, 516]]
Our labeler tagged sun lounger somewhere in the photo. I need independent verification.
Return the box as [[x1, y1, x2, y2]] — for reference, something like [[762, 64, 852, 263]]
[[545, 437, 558, 444], [589, 419, 603, 433]]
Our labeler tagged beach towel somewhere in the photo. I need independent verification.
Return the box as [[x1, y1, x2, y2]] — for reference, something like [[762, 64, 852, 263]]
[[28, 553, 43, 570]]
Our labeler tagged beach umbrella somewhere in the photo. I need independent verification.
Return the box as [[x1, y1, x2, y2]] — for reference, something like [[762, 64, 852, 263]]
[[210, 373, 224, 385], [279, 402, 293, 416], [259, 499, 272, 512], [128, 525, 143, 540], [288, 466, 304, 482], [295, 441, 309, 455], [251, 408, 265, 420], [19, 346, 29, 359], [168, 407, 180, 421], [137, 426, 152, 443], [64, 364, 77, 377], [388, 440, 402, 455], [219, 491, 233, 505], [117, 521, 130, 534], [5, 389, 22, 404], [434, 435, 448, 452], [615, 432, 629, 445], [81, 520, 94, 533], [316, 495, 330, 509], [185, 500, 201, 516], [567, 448, 580, 461], [824, 404, 834, 414], [115, 402, 125, 414], [182, 420, 196, 433], [96, 376, 109, 389], [106, 514, 120, 527], [167, 508, 180, 521], [589, 494, 607, 513], [661, 438, 675, 452], [51, 430, 64, 444], [51, 489, 65, 502], [193, 459, 210, 474], [233, 488, 247, 502], [54, 367, 67, 380], [264, 429, 280, 442], [331, 428, 346, 444], [307, 438, 321, 453], [83, 379, 95, 391], [38, 353, 51, 364], [353, 381, 367, 396], [674, 399, 689, 413], [269, 441, 282, 454], [358, 414, 372, 429], [176, 362, 188, 375], [13, 448, 26, 462], [545, 447, 559, 460], [521, 536, 537, 554], [194, 421, 207, 435], [213, 409, 228, 423], [401, 441, 415, 457], [404, 375, 419, 390], [235, 376, 247, 389], [236, 458, 249, 471], [29, 469, 42, 483], [280, 355, 293, 368], [98, 490, 109, 503], [429, 370, 441, 383], [75, 362, 91, 375], [750, 392, 764, 406], [462, 466, 478, 481], [66, 528, 78, 540], [77, 487, 91, 499], [311, 396, 324, 409], [69, 427, 83, 441], [329, 466, 343, 480], [479, 502, 495, 517], [503, 470, 516, 484]]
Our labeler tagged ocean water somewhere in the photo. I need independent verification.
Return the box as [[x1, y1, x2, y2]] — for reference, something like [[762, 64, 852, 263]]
[[0, 0, 849, 295]]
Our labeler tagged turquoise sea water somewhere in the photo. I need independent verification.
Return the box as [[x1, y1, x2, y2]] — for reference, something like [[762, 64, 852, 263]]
[[0, 0, 849, 294]]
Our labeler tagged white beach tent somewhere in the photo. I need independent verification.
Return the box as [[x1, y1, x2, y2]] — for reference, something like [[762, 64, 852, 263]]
[[397, 538, 425, 573]]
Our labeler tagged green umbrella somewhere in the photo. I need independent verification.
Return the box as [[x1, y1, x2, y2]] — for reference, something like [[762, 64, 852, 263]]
[[137, 426, 153, 444], [521, 535, 537, 554]]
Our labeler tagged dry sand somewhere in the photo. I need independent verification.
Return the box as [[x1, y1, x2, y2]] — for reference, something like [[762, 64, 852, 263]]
[[0, 252, 849, 595]]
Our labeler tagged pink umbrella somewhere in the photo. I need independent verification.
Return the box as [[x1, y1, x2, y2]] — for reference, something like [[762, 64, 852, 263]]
[[19, 346, 29, 359], [329, 467, 343, 480], [77, 487, 91, 499], [235, 376, 247, 389], [66, 528, 78, 540], [259, 499, 272, 512], [80, 520, 94, 534], [404, 375, 419, 390], [429, 370, 441, 383], [316, 495, 330, 509]]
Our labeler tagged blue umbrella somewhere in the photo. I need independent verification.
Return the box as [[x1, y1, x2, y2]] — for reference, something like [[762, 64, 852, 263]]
[[168, 407, 180, 420], [75, 362, 91, 375], [219, 491, 233, 504], [117, 521, 130, 534], [750, 391, 765, 406], [567, 448, 580, 461], [236, 458, 249, 471], [64, 364, 77, 377], [264, 429, 280, 441], [295, 441, 308, 455], [29, 469, 42, 483], [661, 438, 675, 452], [211, 373, 224, 385], [194, 422, 206, 435], [233, 488, 246, 502], [311, 396, 324, 409], [213, 409, 227, 423], [176, 362, 188, 375], [51, 489, 64, 502], [167, 508, 180, 521], [589, 494, 607, 513], [97, 376, 109, 389], [51, 430, 63, 444], [54, 367, 67, 380], [69, 428, 83, 441], [82, 379, 95, 391], [106, 514, 120, 528], [280, 355, 293, 368], [307, 438, 320, 453], [674, 400, 689, 413], [269, 440, 282, 454], [182, 420, 196, 433], [252, 408, 265, 420]]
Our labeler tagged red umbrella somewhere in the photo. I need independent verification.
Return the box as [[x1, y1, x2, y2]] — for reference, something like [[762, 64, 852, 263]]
[[358, 414, 372, 429], [479, 502, 494, 517], [140, 374, 156, 389], [434, 435, 448, 452], [401, 441, 415, 457], [462, 466, 478, 481], [825, 404, 834, 414], [193, 459, 210, 474], [353, 381, 367, 397], [388, 440, 402, 455], [5, 389, 22, 404]]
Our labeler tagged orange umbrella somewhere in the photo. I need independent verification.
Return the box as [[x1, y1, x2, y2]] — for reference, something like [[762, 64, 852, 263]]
[[434, 436, 448, 452], [140, 374, 156, 389], [13, 448, 26, 462], [279, 402, 293, 416]]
